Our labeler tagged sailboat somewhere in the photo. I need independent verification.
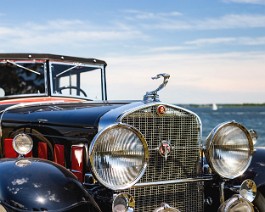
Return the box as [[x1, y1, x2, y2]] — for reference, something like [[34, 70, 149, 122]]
[[212, 103, 218, 111]]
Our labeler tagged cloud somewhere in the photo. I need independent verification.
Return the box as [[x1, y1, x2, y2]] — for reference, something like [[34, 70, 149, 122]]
[[200, 14, 265, 29], [185, 36, 265, 46], [144, 36, 265, 54], [146, 46, 195, 53], [223, 0, 265, 5], [123, 10, 182, 20], [1, 13, 264, 54], [238, 37, 265, 45], [186, 37, 236, 46], [0, 27, 13, 36], [134, 13, 265, 31], [0, 19, 146, 53]]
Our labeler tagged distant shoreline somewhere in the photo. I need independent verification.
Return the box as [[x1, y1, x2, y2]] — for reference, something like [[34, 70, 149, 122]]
[[179, 103, 265, 108]]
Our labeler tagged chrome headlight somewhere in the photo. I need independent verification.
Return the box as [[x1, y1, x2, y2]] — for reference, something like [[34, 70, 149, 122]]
[[205, 121, 254, 179], [240, 179, 257, 202], [218, 194, 254, 212], [12, 133, 33, 156], [89, 123, 149, 190], [0, 205, 7, 212], [112, 193, 135, 212]]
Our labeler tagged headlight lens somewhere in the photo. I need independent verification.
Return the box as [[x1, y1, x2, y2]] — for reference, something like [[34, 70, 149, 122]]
[[89, 123, 149, 190], [205, 121, 254, 179], [12, 133, 33, 155]]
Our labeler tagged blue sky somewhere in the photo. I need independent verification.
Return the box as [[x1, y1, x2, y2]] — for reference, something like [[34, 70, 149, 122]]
[[0, 0, 264, 104]]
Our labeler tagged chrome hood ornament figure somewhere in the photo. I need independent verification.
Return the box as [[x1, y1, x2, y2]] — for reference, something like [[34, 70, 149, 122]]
[[143, 73, 170, 102]]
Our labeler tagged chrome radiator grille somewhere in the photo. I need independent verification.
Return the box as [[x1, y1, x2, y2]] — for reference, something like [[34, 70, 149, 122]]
[[121, 104, 203, 211], [126, 182, 204, 212]]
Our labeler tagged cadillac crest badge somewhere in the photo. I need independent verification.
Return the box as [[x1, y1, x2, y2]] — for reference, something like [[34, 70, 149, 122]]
[[159, 140, 171, 160]]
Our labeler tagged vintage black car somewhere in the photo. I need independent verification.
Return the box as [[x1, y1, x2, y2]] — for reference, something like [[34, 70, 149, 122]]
[[0, 53, 263, 212]]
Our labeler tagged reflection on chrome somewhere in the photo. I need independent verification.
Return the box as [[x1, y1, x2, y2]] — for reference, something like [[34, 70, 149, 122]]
[[218, 194, 254, 212], [48, 193, 60, 203], [33, 183, 42, 188], [7, 186, 20, 195], [240, 179, 257, 203], [36, 196, 46, 204], [112, 193, 135, 212], [15, 159, 32, 168], [11, 178, 29, 186], [7, 177, 29, 195]]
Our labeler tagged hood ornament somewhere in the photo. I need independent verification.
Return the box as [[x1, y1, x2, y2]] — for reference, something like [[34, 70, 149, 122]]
[[143, 73, 170, 102]]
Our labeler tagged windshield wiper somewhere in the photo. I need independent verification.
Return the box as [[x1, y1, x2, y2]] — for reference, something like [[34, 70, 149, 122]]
[[6, 60, 41, 75], [55, 64, 80, 78]]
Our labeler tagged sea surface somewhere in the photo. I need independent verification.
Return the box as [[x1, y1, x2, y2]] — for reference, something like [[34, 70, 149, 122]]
[[183, 106, 265, 146]]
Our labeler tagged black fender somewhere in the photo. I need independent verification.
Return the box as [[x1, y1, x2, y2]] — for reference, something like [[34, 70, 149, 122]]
[[236, 147, 265, 211], [0, 158, 101, 211], [204, 147, 265, 211]]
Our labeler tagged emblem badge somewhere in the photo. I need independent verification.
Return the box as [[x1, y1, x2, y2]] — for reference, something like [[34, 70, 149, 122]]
[[159, 140, 171, 160], [157, 105, 166, 116]]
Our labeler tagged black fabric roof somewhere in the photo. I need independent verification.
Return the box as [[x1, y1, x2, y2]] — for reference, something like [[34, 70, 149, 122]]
[[0, 53, 107, 66]]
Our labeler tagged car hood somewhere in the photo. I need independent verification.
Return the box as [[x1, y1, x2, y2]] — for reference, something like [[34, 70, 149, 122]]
[[0, 101, 132, 128]]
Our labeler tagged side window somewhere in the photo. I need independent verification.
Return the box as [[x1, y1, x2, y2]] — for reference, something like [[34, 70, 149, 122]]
[[0, 62, 45, 96]]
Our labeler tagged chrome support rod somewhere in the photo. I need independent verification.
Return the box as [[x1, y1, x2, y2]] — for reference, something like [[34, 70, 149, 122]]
[[220, 181, 225, 204]]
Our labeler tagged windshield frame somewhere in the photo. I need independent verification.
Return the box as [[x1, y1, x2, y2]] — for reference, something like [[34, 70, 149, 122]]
[[48, 61, 107, 101]]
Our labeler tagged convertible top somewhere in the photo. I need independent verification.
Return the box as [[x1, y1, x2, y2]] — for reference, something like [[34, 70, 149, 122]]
[[0, 53, 107, 66]]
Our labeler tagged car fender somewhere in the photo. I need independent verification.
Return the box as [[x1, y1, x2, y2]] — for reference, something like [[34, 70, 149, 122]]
[[0, 158, 101, 211], [238, 147, 265, 211]]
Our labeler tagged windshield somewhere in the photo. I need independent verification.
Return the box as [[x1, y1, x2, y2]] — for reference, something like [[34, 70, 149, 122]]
[[0, 61, 46, 98], [51, 62, 104, 100]]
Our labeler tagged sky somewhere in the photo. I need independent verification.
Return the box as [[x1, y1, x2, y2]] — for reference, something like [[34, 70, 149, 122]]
[[0, 0, 264, 104]]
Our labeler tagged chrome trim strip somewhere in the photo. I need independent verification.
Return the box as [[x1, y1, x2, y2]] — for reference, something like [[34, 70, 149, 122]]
[[101, 65, 107, 101], [118, 102, 202, 125], [99, 101, 202, 134], [98, 101, 145, 131], [133, 177, 213, 188], [0, 103, 26, 139]]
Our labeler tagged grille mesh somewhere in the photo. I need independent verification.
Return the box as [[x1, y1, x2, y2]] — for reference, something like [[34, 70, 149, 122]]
[[121, 104, 203, 211], [126, 182, 204, 212]]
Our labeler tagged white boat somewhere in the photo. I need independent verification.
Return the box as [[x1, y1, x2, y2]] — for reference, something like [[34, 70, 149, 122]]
[[212, 103, 218, 111]]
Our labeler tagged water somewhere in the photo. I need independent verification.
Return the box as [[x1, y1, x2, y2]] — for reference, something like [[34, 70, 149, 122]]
[[184, 106, 265, 146]]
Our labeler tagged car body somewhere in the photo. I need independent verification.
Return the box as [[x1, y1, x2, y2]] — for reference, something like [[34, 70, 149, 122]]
[[0, 53, 264, 212]]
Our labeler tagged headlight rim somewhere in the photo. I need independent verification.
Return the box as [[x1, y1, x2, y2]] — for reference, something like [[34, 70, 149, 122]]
[[12, 133, 33, 156], [89, 123, 149, 190], [205, 121, 254, 179]]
